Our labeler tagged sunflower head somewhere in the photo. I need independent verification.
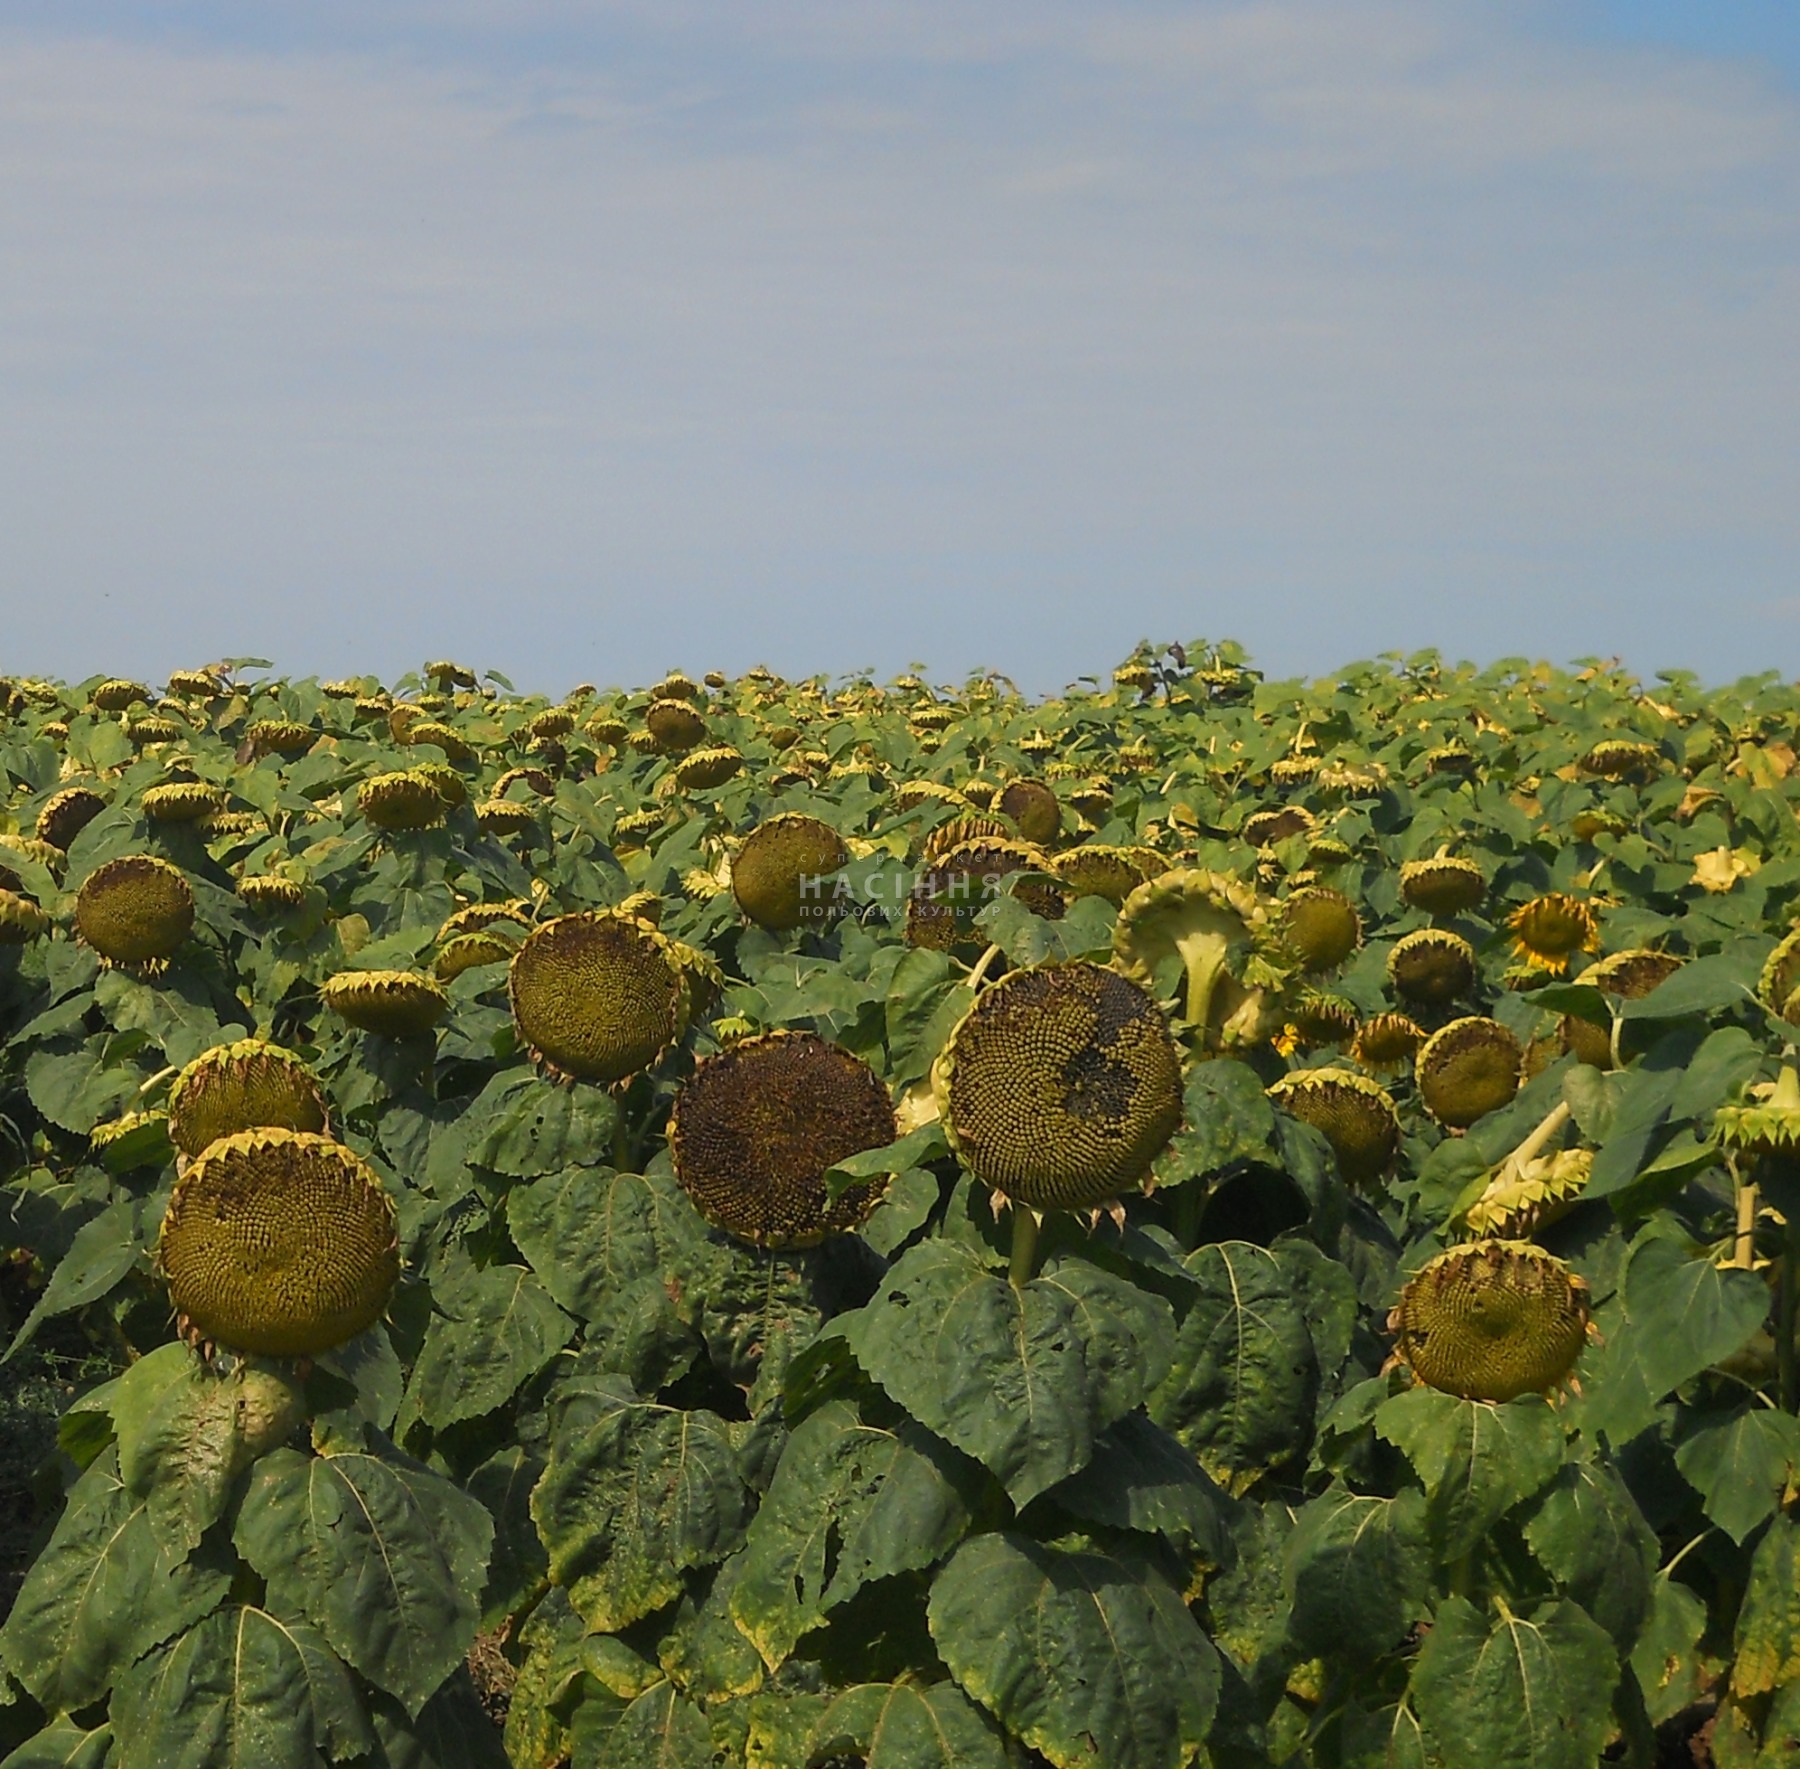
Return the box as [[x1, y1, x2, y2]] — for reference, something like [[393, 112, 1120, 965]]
[[319, 971, 451, 1038], [36, 787, 108, 852], [1351, 1011, 1425, 1075], [1280, 887, 1362, 974], [1507, 893, 1599, 975], [731, 814, 851, 932], [1398, 852, 1485, 917], [75, 856, 195, 972], [1416, 1017, 1522, 1130], [1387, 1241, 1591, 1402], [1268, 1068, 1400, 1191], [1386, 928, 1476, 1007]]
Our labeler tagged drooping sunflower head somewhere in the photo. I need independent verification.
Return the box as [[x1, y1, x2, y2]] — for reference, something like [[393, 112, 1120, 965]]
[[91, 679, 148, 712], [1049, 845, 1151, 906], [156, 1129, 399, 1358], [673, 745, 744, 792], [474, 799, 539, 839], [0, 889, 52, 945], [319, 971, 451, 1038], [1351, 1011, 1425, 1075], [1280, 886, 1363, 974], [932, 961, 1183, 1211], [731, 814, 851, 932], [166, 1039, 330, 1160], [1759, 930, 1800, 1026], [142, 782, 228, 825], [670, 1031, 897, 1248], [36, 787, 108, 852], [645, 698, 709, 754], [1715, 1065, 1800, 1162], [1579, 739, 1662, 782], [1243, 805, 1316, 850], [1387, 1240, 1591, 1402], [1386, 928, 1476, 1007], [1398, 852, 1486, 918], [997, 778, 1062, 847], [1114, 867, 1271, 1049], [1460, 1149, 1592, 1240], [237, 874, 306, 914], [1416, 1016, 1522, 1129], [1507, 893, 1599, 976], [244, 718, 316, 758], [508, 910, 689, 1084], [358, 771, 448, 833], [1268, 1068, 1401, 1191], [1561, 948, 1684, 1065], [905, 839, 1062, 951], [75, 856, 195, 971], [1285, 992, 1360, 1050]]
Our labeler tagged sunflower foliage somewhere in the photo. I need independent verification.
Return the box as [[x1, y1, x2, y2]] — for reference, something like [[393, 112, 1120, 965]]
[[1, 650, 1799, 1766]]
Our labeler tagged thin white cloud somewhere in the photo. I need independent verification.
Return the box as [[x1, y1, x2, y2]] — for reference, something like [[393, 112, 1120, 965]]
[[0, 2, 1795, 688]]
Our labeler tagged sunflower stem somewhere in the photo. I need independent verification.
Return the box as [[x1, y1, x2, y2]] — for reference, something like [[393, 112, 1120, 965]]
[[1736, 1176, 1760, 1270], [964, 943, 1004, 993], [1495, 1101, 1572, 1189], [1009, 1208, 1041, 1292]]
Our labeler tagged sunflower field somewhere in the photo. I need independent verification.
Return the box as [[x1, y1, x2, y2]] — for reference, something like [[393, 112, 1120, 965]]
[[2, 646, 1800, 1769]]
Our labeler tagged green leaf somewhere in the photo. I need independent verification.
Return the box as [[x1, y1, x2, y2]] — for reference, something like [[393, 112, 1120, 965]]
[[928, 1533, 1219, 1769], [857, 1167, 940, 1258], [530, 1378, 752, 1633], [568, 1681, 713, 1769], [1578, 1235, 1770, 1446], [111, 1605, 373, 1769], [365, 1670, 509, 1767], [24, 1041, 151, 1135], [824, 1121, 950, 1197], [1731, 1511, 1800, 1697], [1148, 1241, 1317, 1496], [1373, 1388, 1565, 1558], [92, 969, 230, 1070], [798, 1681, 1010, 1769], [6, 1198, 147, 1359], [1283, 1484, 1430, 1661], [1581, 1027, 1703, 1201], [112, 1344, 256, 1556], [729, 1399, 974, 1670], [1620, 948, 1763, 1021], [1629, 1575, 1711, 1727], [695, 1241, 824, 1411], [1151, 1061, 1276, 1190], [409, 1264, 573, 1428], [467, 1446, 548, 1631], [845, 1240, 1175, 1506], [462, 1072, 620, 1177], [1520, 1461, 1657, 1648], [234, 1443, 493, 1715], [0, 1450, 230, 1713], [1674, 1407, 1800, 1545], [1042, 1413, 1233, 1565], [1409, 1595, 1617, 1769], [506, 1166, 701, 1393], [0, 1722, 112, 1769]]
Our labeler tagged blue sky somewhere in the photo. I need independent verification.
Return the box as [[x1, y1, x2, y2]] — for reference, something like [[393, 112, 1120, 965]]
[[1, 2, 1795, 695]]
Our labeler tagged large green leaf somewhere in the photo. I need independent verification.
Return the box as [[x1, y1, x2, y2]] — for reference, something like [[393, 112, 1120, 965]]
[[461, 1071, 619, 1177], [24, 1039, 152, 1134], [1373, 1388, 1565, 1558], [694, 1240, 823, 1412], [530, 1377, 751, 1632], [1408, 1596, 1617, 1769], [928, 1533, 1220, 1769], [0, 1450, 229, 1713], [1283, 1484, 1430, 1661], [1151, 1061, 1276, 1190], [1731, 1511, 1800, 1698], [1041, 1413, 1234, 1565], [92, 969, 232, 1070], [1578, 1234, 1770, 1446], [1673, 1407, 1800, 1545], [0, 1723, 112, 1769], [845, 1240, 1174, 1506], [1519, 1461, 1657, 1649], [729, 1399, 975, 1669], [234, 1444, 493, 1715], [505, 1166, 700, 1390], [4, 1198, 147, 1360], [1148, 1241, 1317, 1495], [466, 1445, 548, 1630], [794, 1681, 1010, 1769], [1629, 1575, 1712, 1727], [408, 1264, 573, 1428], [110, 1605, 373, 1769], [568, 1682, 713, 1769]]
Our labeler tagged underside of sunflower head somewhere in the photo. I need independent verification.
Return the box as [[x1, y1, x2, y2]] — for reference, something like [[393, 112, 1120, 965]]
[[157, 1128, 399, 1358], [1387, 1240, 1591, 1402], [359, 770, 448, 832], [670, 1031, 897, 1248], [645, 697, 709, 753], [167, 1039, 330, 1159], [75, 856, 195, 971], [1580, 739, 1662, 781], [1114, 868, 1274, 1050], [1049, 845, 1151, 906], [237, 874, 306, 913], [1715, 1066, 1800, 1162], [1460, 1148, 1591, 1239], [1760, 930, 1800, 1026], [1416, 1016, 1523, 1129], [932, 961, 1182, 1211], [674, 745, 744, 791], [320, 970, 450, 1038], [508, 910, 689, 1083], [1268, 1068, 1400, 1191]]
